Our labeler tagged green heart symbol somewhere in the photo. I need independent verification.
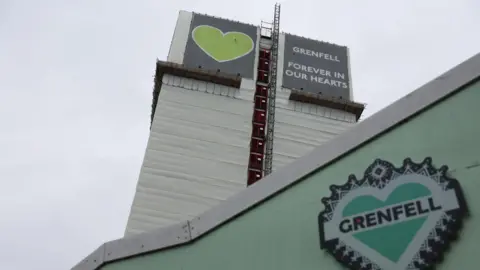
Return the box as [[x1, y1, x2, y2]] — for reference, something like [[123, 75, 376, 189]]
[[192, 25, 254, 62], [342, 183, 432, 262]]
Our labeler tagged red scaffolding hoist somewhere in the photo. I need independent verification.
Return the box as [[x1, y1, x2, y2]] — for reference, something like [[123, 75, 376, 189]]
[[247, 3, 281, 186]]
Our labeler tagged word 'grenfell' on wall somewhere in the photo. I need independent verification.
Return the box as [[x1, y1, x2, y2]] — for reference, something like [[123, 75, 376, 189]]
[[282, 34, 351, 100]]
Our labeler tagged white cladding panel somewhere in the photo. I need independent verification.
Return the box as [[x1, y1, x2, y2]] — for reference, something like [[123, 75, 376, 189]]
[[125, 75, 253, 236], [272, 89, 356, 172], [276, 33, 286, 90], [167, 11, 192, 64]]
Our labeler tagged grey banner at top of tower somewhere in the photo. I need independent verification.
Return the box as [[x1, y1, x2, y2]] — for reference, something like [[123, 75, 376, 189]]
[[282, 34, 351, 100], [183, 13, 258, 79]]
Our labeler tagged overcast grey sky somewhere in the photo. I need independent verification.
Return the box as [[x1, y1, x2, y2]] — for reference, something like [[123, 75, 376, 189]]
[[1, 0, 479, 269]]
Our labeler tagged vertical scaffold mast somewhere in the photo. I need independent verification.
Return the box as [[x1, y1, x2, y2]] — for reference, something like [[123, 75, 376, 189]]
[[264, 3, 281, 176]]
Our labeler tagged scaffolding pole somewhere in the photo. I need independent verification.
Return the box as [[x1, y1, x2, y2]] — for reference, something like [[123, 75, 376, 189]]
[[264, 3, 281, 176]]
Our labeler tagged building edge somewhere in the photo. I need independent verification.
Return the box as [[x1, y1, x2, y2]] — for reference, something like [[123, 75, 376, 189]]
[[347, 46, 354, 102], [166, 10, 192, 64]]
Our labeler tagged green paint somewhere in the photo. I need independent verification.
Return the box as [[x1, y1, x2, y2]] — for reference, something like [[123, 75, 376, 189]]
[[342, 183, 431, 217], [354, 217, 427, 262], [192, 25, 254, 62], [342, 183, 431, 262], [100, 81, 480, 270]]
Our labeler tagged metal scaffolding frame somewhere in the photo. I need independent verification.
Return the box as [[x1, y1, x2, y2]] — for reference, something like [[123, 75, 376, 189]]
[[264, 3, 281, 176]]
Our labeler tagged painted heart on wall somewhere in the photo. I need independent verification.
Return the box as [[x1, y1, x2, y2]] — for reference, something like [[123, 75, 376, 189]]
[[192, 25, 254, 62]]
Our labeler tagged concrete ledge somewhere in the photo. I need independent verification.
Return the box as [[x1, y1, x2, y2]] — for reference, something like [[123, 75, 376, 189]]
[[72, 244, 105, 270], [104, 221, 191, 262], [73, 221, 191, 269], [289, 90, 365, 121]]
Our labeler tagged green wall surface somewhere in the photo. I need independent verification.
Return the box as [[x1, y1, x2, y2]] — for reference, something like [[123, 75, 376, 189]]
[[102, 80, 480, 270]]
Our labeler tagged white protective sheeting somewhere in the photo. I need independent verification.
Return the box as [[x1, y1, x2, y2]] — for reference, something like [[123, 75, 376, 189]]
[[272, 89, 356, 172], [167, 11, 192, 64], [125, 75, 254, 236]]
